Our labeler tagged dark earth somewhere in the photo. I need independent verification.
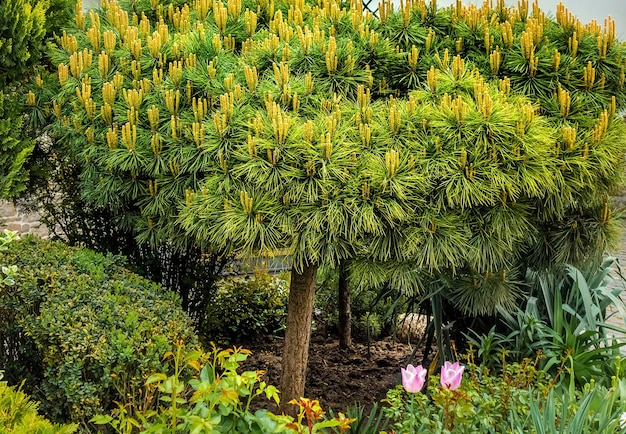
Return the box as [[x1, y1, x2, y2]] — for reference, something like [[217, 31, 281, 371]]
[[241, 328, 423, 415]]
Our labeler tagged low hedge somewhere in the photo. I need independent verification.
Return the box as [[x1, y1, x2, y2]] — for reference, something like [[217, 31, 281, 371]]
[[0, 236, 198, 425]]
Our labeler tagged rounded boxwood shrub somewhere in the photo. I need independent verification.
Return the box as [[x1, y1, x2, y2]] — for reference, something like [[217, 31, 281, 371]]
[[0, 236, 199, 425]]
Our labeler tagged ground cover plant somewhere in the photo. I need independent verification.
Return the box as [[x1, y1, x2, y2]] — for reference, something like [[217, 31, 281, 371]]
[[25, 0, 626, 412]]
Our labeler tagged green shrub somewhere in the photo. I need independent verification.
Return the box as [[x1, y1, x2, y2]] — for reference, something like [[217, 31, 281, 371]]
[[204, 270, 289, 344], [0, 0, 46, 86], [0, 236, 199, 426], [0, 91, 34, 199], [0, 373, 77, 434]]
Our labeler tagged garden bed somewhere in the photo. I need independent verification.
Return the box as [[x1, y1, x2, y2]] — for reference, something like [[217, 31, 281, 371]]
[[241, 329, 421, 414]]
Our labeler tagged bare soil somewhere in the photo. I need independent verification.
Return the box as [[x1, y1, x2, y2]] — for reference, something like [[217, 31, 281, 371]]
[[241, 328, 422, 414]]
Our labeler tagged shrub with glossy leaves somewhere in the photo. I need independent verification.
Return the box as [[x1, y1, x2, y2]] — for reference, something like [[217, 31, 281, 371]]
[[0, 236, 199, 425]]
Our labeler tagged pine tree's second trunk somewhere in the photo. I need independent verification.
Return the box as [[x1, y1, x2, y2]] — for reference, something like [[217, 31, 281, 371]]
[[338, 262, 352, 349], [279, 263, 318, 416]]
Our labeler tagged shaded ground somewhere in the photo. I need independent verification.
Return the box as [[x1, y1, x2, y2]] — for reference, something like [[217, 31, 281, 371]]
[[241, 328, 421, 414]]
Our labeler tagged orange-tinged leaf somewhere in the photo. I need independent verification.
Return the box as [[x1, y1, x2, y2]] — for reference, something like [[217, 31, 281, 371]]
[[162, 351, 174, 360], [187, 360, 201, 371]]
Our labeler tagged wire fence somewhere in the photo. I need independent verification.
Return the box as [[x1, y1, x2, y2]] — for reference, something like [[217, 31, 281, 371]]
[[362, 0, 379, 17]]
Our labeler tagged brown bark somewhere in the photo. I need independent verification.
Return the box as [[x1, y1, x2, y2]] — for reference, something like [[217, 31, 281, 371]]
[[338, 261, 352, 349], [279, 263, 318, 416]]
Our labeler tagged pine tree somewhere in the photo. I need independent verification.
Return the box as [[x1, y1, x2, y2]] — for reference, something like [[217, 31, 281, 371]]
[[41, 0, 626, 411]]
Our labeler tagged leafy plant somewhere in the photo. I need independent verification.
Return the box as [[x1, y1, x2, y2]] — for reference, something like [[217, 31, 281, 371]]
[[0, 236, 199, 426], [204, 270, 289, 344], [327, 403, 390, 434], [0, 372, 77, 434], [93, 345, 354, 433], [0, 91, 34, 199], [0, 0, 46, 86], [0, 230, 19, 286], [509, 374, 626, 433], [0, 0, 76, 199], [493, 259, 626, 387]]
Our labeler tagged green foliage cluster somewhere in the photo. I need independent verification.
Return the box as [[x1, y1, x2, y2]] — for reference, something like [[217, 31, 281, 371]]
[[93, 345, 354, 433], [0, 236, 199, 426], [327, 403, 390, 434], [45, 0, 79, 39], [0, 0, 46, 86], [0, 230, 19, 286], [39, 0, 626, 317], [0, 373, 77, 434], [384, 357, 626, 433], [0, 0, 76, 200], [468, 258, 626, 388], [0, 91, 34, 199], [510, 378, 626, 434], [204, 270, 288, 343]]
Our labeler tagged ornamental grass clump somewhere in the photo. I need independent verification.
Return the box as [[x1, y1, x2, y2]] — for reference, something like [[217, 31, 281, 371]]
[[35, 0, 626, 410]]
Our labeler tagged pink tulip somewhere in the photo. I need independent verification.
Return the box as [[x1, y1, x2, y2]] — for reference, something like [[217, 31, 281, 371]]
[[440, 361, 464, 390], [401, 364, 427, 393]]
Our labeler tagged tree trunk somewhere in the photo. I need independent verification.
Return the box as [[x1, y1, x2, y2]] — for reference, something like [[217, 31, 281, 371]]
[[338, 261, 352, 349], [279, 263, 318, 416]]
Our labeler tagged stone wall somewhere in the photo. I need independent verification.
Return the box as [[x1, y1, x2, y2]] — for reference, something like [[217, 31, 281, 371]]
[[0, 200, 48, 237]]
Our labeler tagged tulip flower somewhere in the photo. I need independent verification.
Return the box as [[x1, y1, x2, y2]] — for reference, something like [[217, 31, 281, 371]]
[[401, 364, 427, 393], [440, 361, 464, 390]]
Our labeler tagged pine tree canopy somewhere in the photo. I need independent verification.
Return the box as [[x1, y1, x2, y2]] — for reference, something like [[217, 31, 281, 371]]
[[40, 0, 626, 315]]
